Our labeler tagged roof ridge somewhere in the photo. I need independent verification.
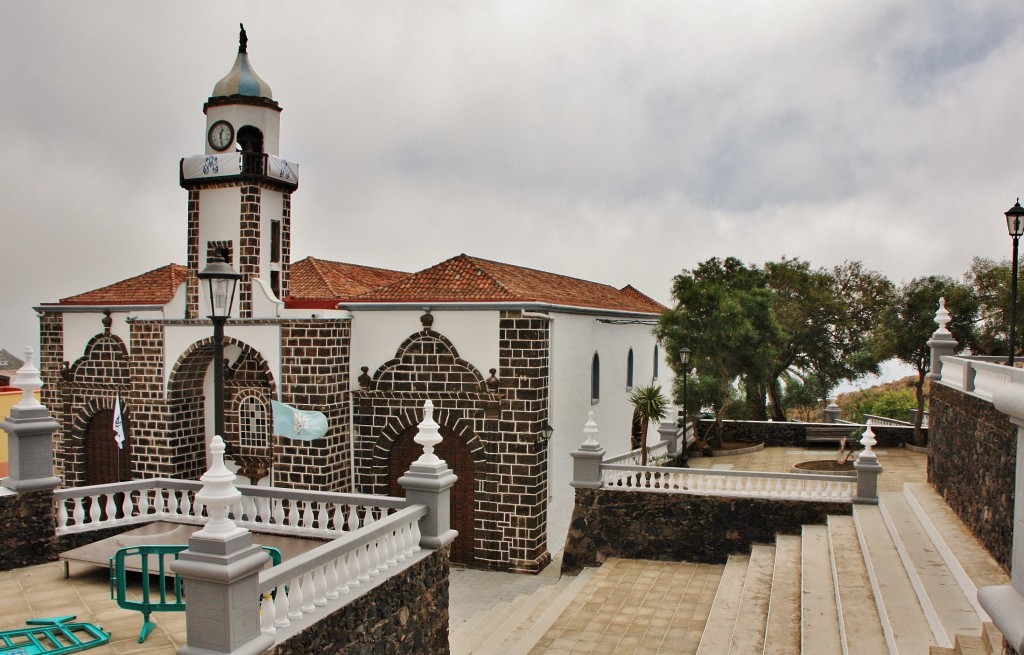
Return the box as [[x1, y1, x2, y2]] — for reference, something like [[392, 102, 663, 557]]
[[456, 254, 516, 299], [302, 255, 409, 276]]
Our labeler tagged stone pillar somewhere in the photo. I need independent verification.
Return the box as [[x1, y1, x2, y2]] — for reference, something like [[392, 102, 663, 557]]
[[658, 405, 679, 458], [981, 383, 1024, 653], [1, 347, 60, 492], [823, 399, 841, 424], [171, 436, 273, 655], [853, 421, 882, 505], [927, 297, 959, 381], [398, 400, 458, 550], [570, 412, 605, 489]]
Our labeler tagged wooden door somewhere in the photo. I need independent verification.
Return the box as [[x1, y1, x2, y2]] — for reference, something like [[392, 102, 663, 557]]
[[388, 425, 476, 565], [84, 409, 131, 485]]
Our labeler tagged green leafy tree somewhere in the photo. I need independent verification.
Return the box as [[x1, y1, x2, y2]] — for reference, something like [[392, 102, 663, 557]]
[[873, 277, 978, 445], [655, 257, 781, 448], [628, 384, 670, 466], [780, 371, 828, 422], [966, 257, 1015, 355]]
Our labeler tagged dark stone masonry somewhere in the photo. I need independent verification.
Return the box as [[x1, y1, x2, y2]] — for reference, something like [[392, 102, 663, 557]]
[[561, 488, 850, 574], [694, 419, 913, 448], [268, 547, 450, 655], [0, 491, 57, 571], [929, 383, 1015, 573]]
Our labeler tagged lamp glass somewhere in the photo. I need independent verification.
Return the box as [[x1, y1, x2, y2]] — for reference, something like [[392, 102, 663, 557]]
[[678, 347, 691, 365], [1006, 201, 1024, 237], [198, 256, 241, 319]]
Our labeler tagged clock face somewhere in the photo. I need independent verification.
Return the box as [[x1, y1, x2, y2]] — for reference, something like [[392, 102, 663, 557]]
[[208, 121, 234, 151]]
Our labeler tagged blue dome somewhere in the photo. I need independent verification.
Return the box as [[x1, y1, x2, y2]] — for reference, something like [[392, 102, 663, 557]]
[[211, 26, 273, 100]]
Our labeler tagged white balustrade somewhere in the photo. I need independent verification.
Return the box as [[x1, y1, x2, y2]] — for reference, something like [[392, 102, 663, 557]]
[[600, 465, 853, 502]]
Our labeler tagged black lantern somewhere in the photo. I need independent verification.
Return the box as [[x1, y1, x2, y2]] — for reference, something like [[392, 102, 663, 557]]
[[541, 421, 554, 441], [678, 347, 691, 468], [1006, 201, 1024, 366], [198, 255, 241, 440]]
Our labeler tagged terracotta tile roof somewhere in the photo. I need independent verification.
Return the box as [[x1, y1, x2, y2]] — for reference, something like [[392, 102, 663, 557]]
[[619, 284, 668, 313], [343, 254, 664, 314], [57, 264, 188, 306], [286, 257, 409, 306]]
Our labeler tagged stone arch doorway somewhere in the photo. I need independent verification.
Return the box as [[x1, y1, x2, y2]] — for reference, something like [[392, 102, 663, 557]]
[[388, 424, 475, 565], [84, 409, 131, 485]]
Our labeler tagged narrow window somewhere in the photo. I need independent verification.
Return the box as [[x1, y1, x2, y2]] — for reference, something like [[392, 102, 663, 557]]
[[653, 345, 659, 380], [270, 219, 281, 263], [270, 270, 281, 298], [626, 349, 634, 389], [238, 396, 269, 450], [591, 353, 601, 404]]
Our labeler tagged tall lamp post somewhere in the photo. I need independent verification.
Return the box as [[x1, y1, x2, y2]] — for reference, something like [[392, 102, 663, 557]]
[[678, 347, 691, 468], [198, 255, 241, 439], [1006, 200, 1024, 366]]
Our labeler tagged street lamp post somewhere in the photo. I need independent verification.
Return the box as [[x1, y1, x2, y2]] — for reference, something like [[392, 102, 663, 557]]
[[198, 255, 241, 439], [678, 347, 691, 468], [1006, 201, 1024, 366]]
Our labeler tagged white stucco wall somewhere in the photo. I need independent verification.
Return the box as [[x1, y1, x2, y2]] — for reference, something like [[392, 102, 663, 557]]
[[163, 322, 283, 395], [61, 309, 166, 363], [348, 310, 500, 386], [205, 104, 281, 155], [546, 312, 671, 554]]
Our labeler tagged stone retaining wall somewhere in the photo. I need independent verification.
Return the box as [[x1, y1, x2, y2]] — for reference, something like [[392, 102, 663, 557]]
[[0, 491, 56, 571], [929, 384, 1015, 572], [268, 547, 450, 655], [694, 419, 912, 448], [561, 488, 850, 574]]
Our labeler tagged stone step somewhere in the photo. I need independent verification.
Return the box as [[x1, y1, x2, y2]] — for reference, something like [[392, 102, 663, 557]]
[[727, 543, 775, 654], [695, 554, 750, 655], [854, 503, 936, 654], [502, 567, 596, 655], [763, 534, 801, 655], [450, 596, 519, 654], [903, 483, 1010, 609], [827, 514, 888, 655], [801, 524, 842, 654], [981, 622, 1008, 653], [880, 491, 982, 643], [487, 579, 566, 653]]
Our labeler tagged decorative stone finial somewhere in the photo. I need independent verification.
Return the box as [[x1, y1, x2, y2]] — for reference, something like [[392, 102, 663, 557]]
[[193, 436, 247, 540], [358, 366, 372, 389], [420, 310, 434, 330], [413, 400, 443, 465], [486, 368, 500, 393], [581, 411, 600, 448], [934, 297, 952, 336], [239, 23, 248, 53], [13, 346, 42, 408], [860, 420, 877, 456], [101, 310, 112, 334]]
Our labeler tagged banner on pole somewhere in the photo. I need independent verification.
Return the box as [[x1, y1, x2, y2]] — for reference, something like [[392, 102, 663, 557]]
[[113, 393, 126, 450]]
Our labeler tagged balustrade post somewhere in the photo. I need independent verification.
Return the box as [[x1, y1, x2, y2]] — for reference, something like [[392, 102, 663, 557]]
[[570, 412, 605, 489], [823, 399, 841, 424], [658, 405, 679, 458], [398, 400, 458, 550], [853, 421, 883, 505], [927, 297, 959, 381], [171, 436, 273, 655], [0, 347, 60, 493]]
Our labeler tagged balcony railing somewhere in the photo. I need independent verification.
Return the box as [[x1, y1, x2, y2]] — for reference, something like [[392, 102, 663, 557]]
[[938, 355, 1021, 402], [180, 152, 299, 188], [601, 464, 854, 501]]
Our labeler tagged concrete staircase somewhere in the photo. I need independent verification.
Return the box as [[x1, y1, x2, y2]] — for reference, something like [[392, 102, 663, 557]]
[[693, 483, 1011, 655], [449, 567, 596, 654]]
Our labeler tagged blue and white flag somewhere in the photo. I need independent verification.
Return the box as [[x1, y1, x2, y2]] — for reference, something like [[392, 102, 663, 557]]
[[113, 392, 126, 450]]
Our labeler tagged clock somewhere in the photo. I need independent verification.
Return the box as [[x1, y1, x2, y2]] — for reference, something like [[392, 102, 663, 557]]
[[208, 120, 234, 151]]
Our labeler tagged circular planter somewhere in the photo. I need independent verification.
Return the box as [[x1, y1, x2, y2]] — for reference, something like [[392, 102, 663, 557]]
[[904, 443, 928, 454], [709, 442, 764, 457], [792, 460, 857, 477]]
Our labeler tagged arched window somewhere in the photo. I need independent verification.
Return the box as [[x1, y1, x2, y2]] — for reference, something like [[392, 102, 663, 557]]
[[653, 345, 659, 380], [591, 353, 601, 404], [626, 348, 634, 389], [238, 395, 269, 450]]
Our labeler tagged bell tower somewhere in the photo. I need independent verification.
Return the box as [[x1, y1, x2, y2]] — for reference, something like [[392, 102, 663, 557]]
[[180, 25, 299, 319]]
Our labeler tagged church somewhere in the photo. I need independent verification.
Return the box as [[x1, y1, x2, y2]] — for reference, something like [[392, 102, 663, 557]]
[[35, 28, 670, 573]]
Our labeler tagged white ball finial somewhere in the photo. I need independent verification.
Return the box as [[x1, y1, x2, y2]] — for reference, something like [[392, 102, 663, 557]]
[[581, 411, 600, 447], [13, 346, 42, 408], [413, 400, 443, 465], [193, 435, 246, 540], [933, 297, 952, 336]]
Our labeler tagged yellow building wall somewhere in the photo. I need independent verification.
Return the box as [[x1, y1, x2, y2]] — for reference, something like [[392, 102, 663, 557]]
[[0, 389, 42, 476]]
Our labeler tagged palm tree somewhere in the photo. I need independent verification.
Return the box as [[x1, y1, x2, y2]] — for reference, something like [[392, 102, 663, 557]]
[[629, 384, 670, 466]]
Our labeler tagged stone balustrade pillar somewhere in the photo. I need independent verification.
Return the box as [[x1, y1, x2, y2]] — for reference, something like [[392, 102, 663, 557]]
[[171, 436, 273, 655], [398, 400, 458, 550], [927, 297, 959, 381], [658, 405, 679, 458], [570, 412, 605, 489], [0, 347, 60, 493], [981, 383, 1024, 653], [853, 421, 882, 505], [823, 399, 841, 424]]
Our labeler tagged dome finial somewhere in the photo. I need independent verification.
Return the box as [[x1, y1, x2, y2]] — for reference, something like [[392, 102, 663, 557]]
[[239, 23, 248, 54]]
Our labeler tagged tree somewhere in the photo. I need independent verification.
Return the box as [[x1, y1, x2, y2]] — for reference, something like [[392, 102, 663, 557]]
[[655, 257, 781, 448], [628, 384, 670, 466], [966, 257, 1015, 356], [873, 276, 978, 445]]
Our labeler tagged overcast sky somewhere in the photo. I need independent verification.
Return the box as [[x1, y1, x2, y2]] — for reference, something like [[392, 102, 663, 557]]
[[2, 2, 1022, 382]]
